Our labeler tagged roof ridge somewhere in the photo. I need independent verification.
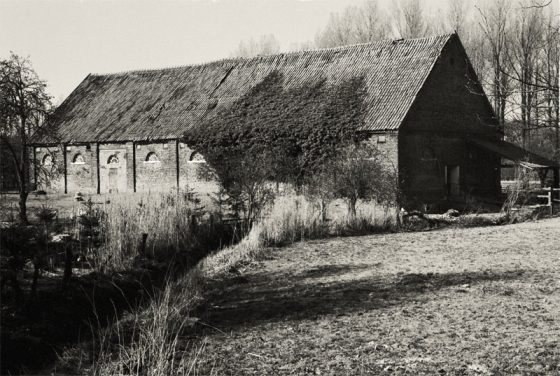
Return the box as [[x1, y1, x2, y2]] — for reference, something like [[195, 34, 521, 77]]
[[393, 33, 456, 129], [91, 33, 455, 77]]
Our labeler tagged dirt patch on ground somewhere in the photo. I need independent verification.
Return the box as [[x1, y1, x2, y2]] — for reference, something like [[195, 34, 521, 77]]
[[190, 218, 560, 375]]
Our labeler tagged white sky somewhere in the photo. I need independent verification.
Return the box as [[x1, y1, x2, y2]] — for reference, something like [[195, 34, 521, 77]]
[[1, 0, 451, 101]]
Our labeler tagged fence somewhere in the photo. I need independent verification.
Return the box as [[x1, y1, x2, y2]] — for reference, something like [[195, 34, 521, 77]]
[[536, 187, 560, 215]]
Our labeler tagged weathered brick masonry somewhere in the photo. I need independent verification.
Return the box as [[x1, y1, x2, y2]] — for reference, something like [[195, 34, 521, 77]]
[[34, 141, 216, 194], [398, 36, 501, 208]]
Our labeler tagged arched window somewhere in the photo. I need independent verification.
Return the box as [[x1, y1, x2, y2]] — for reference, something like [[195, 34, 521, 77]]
[[72, 153, 85, 164], [107, 155, 119, 165], [42, 154, 53, 166], [145, 152, 160, 163], [189, 152, 206, 163]]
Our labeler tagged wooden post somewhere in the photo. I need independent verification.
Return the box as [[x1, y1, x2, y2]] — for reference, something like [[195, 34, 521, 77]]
[[132, 141, 137, 192], [176, 139, 180, 189], [63, 245, 73, 289], [549, 186, 554, 216], [63, 144, 68, 194], [139, 233, 148, 257], [32, 146, 37, 191], [96, 143, 101, 194], [553, 167, 559, 201]]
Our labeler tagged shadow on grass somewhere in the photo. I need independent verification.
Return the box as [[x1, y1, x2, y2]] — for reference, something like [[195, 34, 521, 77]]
[[293, 263, 376, 280], [197, 268, 526, 332]]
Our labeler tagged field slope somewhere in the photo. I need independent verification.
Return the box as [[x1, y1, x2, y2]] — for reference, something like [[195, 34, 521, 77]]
[[192, 218, 560, 375]]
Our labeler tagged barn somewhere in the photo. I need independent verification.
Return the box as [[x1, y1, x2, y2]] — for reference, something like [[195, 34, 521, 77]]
[[31, 33, 559, 209]]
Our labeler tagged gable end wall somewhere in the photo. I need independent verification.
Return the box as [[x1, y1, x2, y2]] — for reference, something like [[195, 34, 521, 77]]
[[399, 37, 501, 209]]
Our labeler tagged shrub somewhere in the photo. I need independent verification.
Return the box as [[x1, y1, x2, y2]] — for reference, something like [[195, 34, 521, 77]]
[[308, 143, 398, 219], [198, 152, 276, 230], [501, 166, 531, 216]]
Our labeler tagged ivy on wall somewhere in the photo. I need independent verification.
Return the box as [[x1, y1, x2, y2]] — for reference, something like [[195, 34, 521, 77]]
[[185, 70, 368, 186]]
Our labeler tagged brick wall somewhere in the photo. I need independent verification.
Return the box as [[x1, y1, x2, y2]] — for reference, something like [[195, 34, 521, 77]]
[[34, 140, 220, 198], [403, 37, 497, 135], [399, 37, 501, 209], [179, 143, 220, 199], [135, 141, 176, 192], [34, 146, 65, 193], [66, 144, 97, 193], [98, 143, 132, 194], [399, 134, 500, 208], [363, 132, 399, 173]]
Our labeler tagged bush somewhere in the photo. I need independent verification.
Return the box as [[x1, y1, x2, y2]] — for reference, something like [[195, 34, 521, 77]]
[[306, 143, 398, 219], [199, 152, 276, 230]]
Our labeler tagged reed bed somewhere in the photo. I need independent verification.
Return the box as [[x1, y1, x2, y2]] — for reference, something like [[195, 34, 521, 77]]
[[83, 190, 234, 271]]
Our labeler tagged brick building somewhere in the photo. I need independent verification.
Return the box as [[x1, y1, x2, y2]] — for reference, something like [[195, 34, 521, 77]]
[[31, 34, 558, 208]]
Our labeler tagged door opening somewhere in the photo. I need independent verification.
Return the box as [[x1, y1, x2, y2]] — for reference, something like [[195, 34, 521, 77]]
[[446, 165, 460, 197]]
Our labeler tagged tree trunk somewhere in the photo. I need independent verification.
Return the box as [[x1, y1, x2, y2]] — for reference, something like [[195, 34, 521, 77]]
[[18, 120, 30, 224], [31, 260, 40, 298], [19, 190, 29, 224], [319, 199, 327, 222], [63, 246, 73, 289], [348, 197, 357, 219]]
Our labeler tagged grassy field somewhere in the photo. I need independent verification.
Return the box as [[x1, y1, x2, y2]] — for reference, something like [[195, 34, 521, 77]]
[[190, 218, 560, 375], [0, 192, 79, 222]]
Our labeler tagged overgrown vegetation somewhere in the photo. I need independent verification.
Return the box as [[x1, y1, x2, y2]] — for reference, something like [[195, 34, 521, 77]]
[[0, 190, 240, 374], [184, 70, 398, 228], [82, 193, 398, 375], [185, 71, 368, 186]]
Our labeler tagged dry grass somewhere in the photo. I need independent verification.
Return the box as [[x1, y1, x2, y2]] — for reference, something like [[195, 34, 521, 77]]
[[94, 191, 203, 270], [190, 218, 560, 375], [91, 274, 206, 376], [0, 191, 233, 272], [56, 193, 554, 375], [81, 194, 398, 374], [256, 195, 399, 246]]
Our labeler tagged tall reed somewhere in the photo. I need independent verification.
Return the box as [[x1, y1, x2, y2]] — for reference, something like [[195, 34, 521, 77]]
[[90, 190, 231, 272], [255, 194, 399, 246], [93, 273, 205, 376]]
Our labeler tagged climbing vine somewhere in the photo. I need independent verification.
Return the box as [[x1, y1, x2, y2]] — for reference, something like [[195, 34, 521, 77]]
[[184, 70, 368, 186]]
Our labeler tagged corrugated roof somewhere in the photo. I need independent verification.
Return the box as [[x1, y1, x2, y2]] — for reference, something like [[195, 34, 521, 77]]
[[36, 34, 455, 144], [470, 138, 559, 168]]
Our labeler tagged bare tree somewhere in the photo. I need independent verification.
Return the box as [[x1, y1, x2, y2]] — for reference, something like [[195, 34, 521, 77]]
[[353, 0, 390, 43], [506, 2, 545, 148], [392, 0, 431, 39], [540, 11, 560, 160], [330, 143, 398, 218], [315, 0, 389, 48], [0, 53, 52, 224], [231, 34, 280, 58], [476, 0, 513, 129], [449, 0, 470, 35], [500, 2, 559, 160]]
